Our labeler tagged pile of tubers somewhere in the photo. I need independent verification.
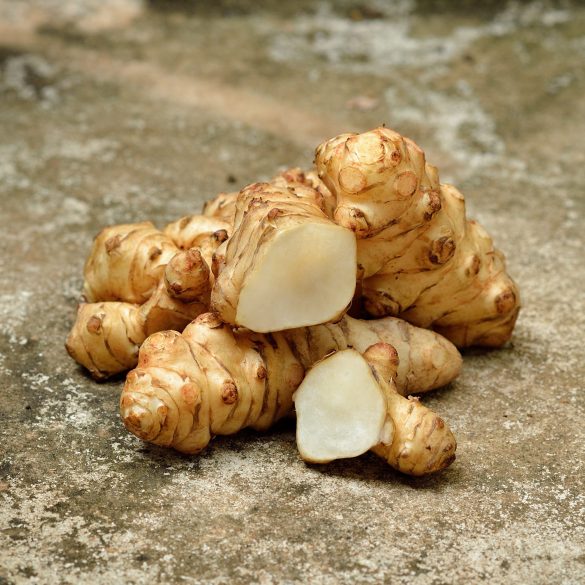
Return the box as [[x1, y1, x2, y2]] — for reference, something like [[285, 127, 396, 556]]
[[66, 127, 520, 476]]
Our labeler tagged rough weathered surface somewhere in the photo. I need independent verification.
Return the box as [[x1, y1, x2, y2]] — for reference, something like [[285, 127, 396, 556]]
[[1, 1, 584, 583]]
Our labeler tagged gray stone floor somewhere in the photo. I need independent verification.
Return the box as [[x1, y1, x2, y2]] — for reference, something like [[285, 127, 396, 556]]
[[1, 1, 584, 583]]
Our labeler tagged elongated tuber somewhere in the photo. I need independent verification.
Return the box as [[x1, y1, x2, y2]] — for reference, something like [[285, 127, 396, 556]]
[[83, 221, 178, 305], [120, 313, 461, 455], [211, 181, 357, 332], [315, 126, 520, 347], [66, 250, 210, 379], [83, 217, 230, 304], [66, 216, 230, 379], [294, 345, 456, 475]]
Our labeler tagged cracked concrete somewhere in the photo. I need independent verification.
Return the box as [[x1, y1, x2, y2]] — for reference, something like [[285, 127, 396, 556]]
[[1, 1, 584, 583]]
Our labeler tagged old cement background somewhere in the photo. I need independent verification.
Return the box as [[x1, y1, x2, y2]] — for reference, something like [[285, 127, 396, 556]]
[[0, 0, 584, 583]]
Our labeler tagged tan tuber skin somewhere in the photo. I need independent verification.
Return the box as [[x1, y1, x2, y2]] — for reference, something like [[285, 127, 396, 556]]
[[315, 126, 520, 348], [120, 312, 461, 460], [66, 217, 230, 380]]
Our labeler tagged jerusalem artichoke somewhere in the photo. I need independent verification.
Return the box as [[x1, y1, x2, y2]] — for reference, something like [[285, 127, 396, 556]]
[[66, 251, 210, 379], [120, 313, 461, 460], [83, 221, 178, 305], [62, 125, 523, 479], [210, 181, 357, 332], [315, 126, 520, 347], [66, 216, 230, 379], [294, 344, 456, 475]]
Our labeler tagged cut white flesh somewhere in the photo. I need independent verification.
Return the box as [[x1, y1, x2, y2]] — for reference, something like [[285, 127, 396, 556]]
[[294, 349, 392, 463], [236, 223, 357, 332]]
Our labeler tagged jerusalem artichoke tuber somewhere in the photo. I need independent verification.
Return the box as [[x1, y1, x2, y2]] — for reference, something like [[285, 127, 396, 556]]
[[294, 344, 456, 475], [66, 216, 230, 379], [62, 126, 524, 479], [210, 181, 357, 332], [120, 313, 461, 460], [66, 250, 210, 380], [315, 126, 520, 347]]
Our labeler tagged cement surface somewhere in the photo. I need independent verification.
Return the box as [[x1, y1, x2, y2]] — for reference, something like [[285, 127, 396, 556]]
[[1, 1, 584, 583]]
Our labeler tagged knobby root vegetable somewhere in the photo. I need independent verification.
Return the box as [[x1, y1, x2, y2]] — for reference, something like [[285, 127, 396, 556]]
[[83, 217, 230, 304], [294, 344, 456, 475], [66, 217, 230, 380], [82, 221, 177, 305], [315, 126, 520, 347], [334, 314, 461, 395], [210, 181, 357, 332], [119, 313, 461, 456], [66, 251, 210, 380]]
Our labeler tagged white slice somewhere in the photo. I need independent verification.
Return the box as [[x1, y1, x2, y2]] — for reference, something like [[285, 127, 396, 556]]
[[294, 349, 391, 463], [236, 223, 356, 332]]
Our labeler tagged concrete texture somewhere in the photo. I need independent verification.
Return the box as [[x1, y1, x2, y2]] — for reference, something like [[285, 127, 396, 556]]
[[1, 1, 584, 583]]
